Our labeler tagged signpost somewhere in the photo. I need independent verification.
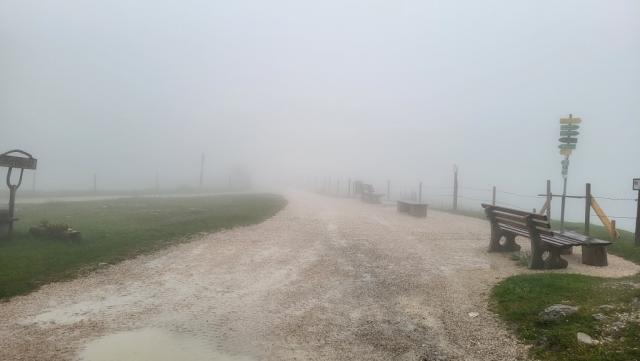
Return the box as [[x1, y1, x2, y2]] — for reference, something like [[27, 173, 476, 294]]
[[634, 178, 640, 246], [558, 114, 581, 230], [1, 150, 37, 237]]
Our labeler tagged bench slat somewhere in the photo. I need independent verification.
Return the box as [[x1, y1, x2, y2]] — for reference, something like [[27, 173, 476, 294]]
[[491, 210, 550, 228], [482, 203, 547, 220]]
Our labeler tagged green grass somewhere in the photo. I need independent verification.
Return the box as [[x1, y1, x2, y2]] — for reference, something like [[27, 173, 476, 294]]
[[0, 194, 286, 300], [492, 273, 640, 361]]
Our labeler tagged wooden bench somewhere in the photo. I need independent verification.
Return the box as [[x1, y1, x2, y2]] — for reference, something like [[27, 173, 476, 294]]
[[361, 192, 384, 204], [482, 204, 611, 269], [397, 200, 428, 217]]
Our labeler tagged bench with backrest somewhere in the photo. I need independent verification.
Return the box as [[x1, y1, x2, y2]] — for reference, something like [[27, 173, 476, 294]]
[[397, 200, 428, 217], [482, 204, 611, 269]]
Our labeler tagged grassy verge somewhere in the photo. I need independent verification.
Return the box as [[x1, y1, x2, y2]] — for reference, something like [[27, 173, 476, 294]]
[[0, 194, 287, 300], [492, 273, 640, 361]]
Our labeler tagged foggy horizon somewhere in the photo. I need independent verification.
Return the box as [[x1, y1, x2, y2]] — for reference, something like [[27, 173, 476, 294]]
[[2, 0, 639, 228]]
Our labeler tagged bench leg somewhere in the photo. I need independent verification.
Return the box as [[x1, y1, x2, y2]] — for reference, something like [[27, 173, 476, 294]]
[[582, 245, 608, 267], [544, 247, 569, 269], [529, 238, 546, 269], [488, 229, 520, 252]]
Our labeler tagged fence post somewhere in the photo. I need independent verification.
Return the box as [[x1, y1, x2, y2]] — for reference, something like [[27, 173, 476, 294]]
[[585, 183, 591, 236], [453, 165, 458, 211], [635, 190, 640, 246], [611, 219, 617, 242]]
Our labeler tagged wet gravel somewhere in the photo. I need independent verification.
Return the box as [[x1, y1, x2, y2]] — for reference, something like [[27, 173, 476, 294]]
[[0, 191, 636, 361]]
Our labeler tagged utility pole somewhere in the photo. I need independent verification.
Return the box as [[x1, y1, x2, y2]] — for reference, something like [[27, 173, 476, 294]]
[[199, 153, 205, 189], [453, 165, 458, 211], [559, 114, 581, 230]]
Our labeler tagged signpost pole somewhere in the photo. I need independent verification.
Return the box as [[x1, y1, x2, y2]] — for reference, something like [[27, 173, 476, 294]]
[[560, 171, 567, 230]]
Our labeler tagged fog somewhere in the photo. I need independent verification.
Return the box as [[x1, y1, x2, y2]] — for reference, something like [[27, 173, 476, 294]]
[[1, 1, 639, 228]]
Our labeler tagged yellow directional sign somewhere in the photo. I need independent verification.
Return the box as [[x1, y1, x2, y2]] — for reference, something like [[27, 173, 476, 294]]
[[560, 117, 582, 124], [560, 149, 573, 156]]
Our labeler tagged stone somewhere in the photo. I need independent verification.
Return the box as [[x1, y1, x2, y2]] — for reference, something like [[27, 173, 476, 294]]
[[592, 313, 607, 321], [577, 332, 598, 345], [598, 305, 615, 311], [539, 304, 578, 321], [468, 312, 479, 318]]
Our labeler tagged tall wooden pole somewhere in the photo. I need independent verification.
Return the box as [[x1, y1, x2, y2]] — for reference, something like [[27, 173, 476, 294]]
[[584, 183, 591, 236], [453, 166, 458, 211], [492, 186, 496, 206], [635, 190, 640, 246]]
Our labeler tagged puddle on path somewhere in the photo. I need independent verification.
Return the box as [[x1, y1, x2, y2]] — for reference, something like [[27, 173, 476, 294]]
[[79, 328, 254, 361]]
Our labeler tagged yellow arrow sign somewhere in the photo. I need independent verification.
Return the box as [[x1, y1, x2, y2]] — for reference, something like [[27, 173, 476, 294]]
[[560, 117, 582, 124], [560, 149, 573, 156]]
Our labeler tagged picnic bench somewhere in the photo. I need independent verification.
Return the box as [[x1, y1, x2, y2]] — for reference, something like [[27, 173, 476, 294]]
[[397, 200, 428, 218], [482, 204, 611, 269]]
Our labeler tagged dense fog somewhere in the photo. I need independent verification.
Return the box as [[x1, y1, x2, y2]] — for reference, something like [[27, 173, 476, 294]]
[[1, 0, 639, 228]]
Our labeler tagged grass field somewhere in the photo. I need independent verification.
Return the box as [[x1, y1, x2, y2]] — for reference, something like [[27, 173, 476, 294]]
[[492, 273, 640, 361], [0, 194, 287, 300]]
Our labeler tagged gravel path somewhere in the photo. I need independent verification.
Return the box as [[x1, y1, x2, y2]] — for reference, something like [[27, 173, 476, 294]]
[[0, 192, 637, 361]]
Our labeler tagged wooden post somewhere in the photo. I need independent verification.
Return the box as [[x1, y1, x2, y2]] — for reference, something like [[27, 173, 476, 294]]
[[585, 183, 591, 236], [453, 165, 458, 211], [635, 190, 640, 246], [7, 185, 17, 232], [492, 186, 496, 206], [611, 219, 617, 242], [418, 182, 423, 203], [546, 180, 552, 220]]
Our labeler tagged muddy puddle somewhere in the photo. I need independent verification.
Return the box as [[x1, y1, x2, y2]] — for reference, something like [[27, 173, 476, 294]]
[[78, 328, 254, 361]]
